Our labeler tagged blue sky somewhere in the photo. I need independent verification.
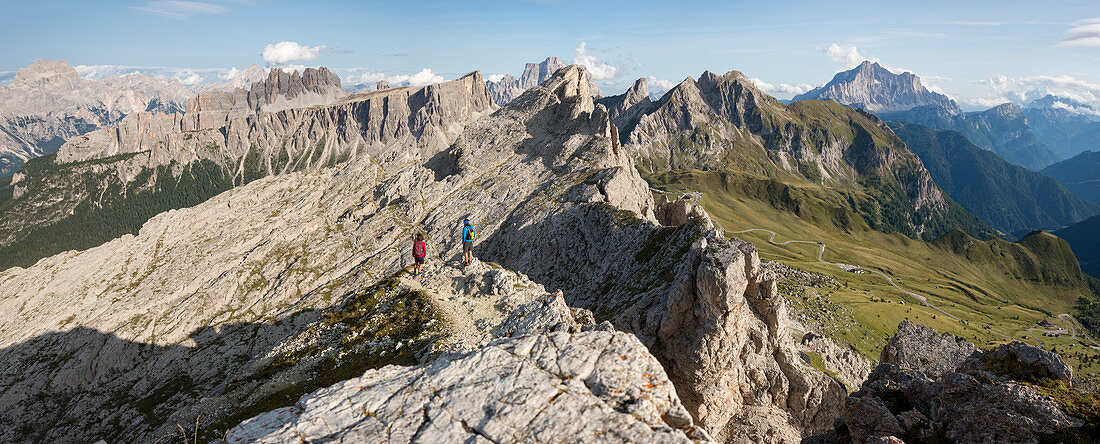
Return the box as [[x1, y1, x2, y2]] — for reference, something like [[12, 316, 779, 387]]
[[2, 0, 1098, 109]]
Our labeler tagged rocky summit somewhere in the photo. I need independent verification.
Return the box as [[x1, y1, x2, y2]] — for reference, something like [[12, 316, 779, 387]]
[[793, 61, 960, 115], [486, 56, 603, 106]]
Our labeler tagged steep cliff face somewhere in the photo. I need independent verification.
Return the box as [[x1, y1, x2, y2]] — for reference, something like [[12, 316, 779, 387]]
[[793, 61, 960, 114], [608, 70, 992, 240], [57, 66, 350, 165], [0, 59, 190, 176]]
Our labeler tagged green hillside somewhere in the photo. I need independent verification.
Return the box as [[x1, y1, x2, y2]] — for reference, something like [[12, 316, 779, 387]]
[[646, 169, 1100, 378], [889, 122, 1099, 234], [624, 71, 996, 241]]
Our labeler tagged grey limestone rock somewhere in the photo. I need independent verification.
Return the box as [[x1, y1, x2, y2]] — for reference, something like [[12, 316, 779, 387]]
[[793, 61, 961, 114], [810, 322, 1084, 444], [880, 320, 978, 377], [223, 331, 711, 443], [486, 56, 603, 106]]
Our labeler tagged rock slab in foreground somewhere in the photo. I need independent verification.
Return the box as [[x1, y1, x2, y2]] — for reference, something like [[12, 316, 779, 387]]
[[224, 331, 711, 443]]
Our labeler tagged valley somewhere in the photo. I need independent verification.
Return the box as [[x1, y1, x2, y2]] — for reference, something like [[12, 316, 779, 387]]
[[646, 169, 1100, 385]]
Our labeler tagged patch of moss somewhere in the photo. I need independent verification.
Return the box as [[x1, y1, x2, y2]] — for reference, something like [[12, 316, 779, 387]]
[[1034, 380, 1100, 443], [635, 226, 676, 264], [201, 275, 447, 441]]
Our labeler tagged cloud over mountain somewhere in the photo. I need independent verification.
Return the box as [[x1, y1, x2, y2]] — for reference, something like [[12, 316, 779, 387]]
[[262, 41, 326, 65], [573, 42, 619, 81]]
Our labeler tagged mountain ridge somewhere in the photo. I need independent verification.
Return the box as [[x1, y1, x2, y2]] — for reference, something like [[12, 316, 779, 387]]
[[607, 69, 995, 241]]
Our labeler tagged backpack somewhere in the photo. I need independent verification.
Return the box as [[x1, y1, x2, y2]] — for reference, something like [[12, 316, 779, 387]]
[[413, 241, 426, 257], [464, 226, 475, 241]]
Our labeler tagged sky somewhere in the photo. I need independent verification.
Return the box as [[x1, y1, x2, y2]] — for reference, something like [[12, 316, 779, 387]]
[[1, 0, 1098, 111]]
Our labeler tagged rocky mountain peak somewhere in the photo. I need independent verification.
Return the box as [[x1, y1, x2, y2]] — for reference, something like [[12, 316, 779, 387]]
[[626, 77, 649, 99], [988, 101, 1023, 117], [794, 61, 961, 114], [11, 59, 81, 88], [486, 56, 603, 106], [520, 56, 565, 89], [245, 66, 344, 112]]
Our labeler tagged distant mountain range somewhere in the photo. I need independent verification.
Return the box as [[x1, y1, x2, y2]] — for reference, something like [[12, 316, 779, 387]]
[[794, 61, 960, 114], [605, 69, 995, 241], [795, 62, 1100, 171], [1024, 96, 1100, 160], [0, 60, 273, 177], [881, 103, 1060, 171], [888, 121, 1099, 235], [0, 60, 190, 176], [1042, 150, 1100, 206]]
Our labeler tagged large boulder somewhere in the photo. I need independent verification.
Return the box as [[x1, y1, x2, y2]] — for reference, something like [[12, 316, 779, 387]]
[[879, 320, 977, 377], [809, 322, 1086, 444]]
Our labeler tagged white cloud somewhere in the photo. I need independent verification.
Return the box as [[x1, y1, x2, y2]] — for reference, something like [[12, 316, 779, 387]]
[[393, 68, 444, 86], [821, 43, 869, 69], [218, 67, 240, 80], [345, 71, 387, 85], [131, 1, 230, 20], [941, 73, 1100, 112], [73, 64, 234, 84], [343, 68, 444, 87], [486, 74, 507, 83], [262, 41, 325, 65], [573, 42, 619, 81], [749, 78, 817, 97], [647, 76, 678, 93], [1056, 20, 1100, 47]]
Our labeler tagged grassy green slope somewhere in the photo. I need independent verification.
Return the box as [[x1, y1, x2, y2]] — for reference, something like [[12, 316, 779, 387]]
[[647, 169, 1100, 380]]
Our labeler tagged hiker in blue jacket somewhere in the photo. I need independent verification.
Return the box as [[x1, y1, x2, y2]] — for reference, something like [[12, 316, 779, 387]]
[[461, 218, 475, 266]]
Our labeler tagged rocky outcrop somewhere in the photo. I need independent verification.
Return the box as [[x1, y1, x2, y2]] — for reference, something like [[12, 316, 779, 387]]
[[223, 331, 711, 443], [246, 66, 344, 112], [793, 61, 960, 114], [799, 333, 872, 392], [0, 59, 190, 175], [809, 322, 1087, 444], [879, 320, 977, 377], [485, 56, 603, 106]]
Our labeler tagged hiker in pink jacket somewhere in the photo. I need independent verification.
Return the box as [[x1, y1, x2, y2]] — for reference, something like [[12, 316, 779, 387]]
[[412, 233, 427, 276]]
